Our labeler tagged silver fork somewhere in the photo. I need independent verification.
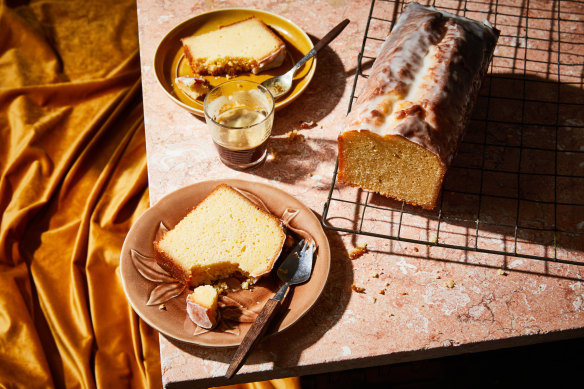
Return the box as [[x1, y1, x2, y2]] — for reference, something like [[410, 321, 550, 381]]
[[225, 239, 316, 378]]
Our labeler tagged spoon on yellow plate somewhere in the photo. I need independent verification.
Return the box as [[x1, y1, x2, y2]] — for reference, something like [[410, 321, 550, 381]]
[[262, 18, 350, 99]]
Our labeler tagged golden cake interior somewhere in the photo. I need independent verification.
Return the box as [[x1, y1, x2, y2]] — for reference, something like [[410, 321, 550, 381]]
[[190, 285, 218, 309], [154, 184, 286, 287], [339, 130, 444, 209], [181, 17, 286, 76]]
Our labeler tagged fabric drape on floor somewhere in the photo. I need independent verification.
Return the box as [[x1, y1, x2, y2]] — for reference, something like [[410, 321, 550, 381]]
[[0, 1, 300, 388]]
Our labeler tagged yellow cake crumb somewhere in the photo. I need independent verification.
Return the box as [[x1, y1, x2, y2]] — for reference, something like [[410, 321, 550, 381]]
[[497, 269, 507, 276], [158, 304, 167, 311], [175, 77, 210, 100], [369, 272, 379, 278], [214, 281, 230, 293], [285, 129, 305, 142], [351, 284, 365, 293], [349, 243, 368, 259], [267, 147, 278, 162], [444, 279, 456, 288]]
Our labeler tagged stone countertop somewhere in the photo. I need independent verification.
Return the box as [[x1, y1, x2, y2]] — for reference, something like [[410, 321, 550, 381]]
[[135, 0, 584, 387]]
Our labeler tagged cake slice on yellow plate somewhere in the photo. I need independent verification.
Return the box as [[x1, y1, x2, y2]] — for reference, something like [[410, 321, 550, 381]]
[[181, 16, 287, 76]]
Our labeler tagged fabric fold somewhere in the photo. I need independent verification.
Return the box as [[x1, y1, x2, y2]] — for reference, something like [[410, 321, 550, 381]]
[[0, 1, 302, 388]]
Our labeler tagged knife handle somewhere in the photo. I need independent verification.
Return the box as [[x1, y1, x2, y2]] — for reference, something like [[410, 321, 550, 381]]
[[225, 298, 281, 379], [313, 18, 350, 53]]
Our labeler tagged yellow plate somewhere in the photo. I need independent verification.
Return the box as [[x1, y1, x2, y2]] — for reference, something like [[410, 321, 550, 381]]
[[154, 9, 316, 116]]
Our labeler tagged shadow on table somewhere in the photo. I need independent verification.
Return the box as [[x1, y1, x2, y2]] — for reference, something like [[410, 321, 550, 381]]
[[270, 34, 347, 133], [321, 72, 584, 281], [164, 216, 353, 383]]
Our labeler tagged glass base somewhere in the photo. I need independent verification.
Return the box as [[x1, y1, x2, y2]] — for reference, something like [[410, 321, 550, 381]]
[[218, 148, 268, 170], [213, 139, 268, 170]]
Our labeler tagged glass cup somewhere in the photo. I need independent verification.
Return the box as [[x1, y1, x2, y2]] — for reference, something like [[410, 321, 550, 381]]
[[203, 80, 275, 170]]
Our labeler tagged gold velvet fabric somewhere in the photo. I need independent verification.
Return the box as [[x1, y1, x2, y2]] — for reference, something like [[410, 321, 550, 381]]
[[0, 1, 300, 388]]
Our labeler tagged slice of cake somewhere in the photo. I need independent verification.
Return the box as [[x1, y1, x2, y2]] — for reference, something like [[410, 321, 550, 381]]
[[186, 285, 219, 329], [153, 184, 286, 287], [181, 17, 287, 76]]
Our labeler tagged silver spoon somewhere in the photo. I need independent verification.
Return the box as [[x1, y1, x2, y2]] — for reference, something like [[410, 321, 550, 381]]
[[262, 19, 350, 99]]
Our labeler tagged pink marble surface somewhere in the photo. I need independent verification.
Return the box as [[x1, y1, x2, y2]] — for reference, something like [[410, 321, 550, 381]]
[[136, 0, 584, 387]]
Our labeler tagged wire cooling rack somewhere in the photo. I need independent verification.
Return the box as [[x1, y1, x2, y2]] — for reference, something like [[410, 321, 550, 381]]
[[321, 0, 584, 265]]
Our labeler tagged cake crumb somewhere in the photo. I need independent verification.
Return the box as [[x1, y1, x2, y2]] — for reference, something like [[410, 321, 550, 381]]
[[367, 296, 377, 303], [241, 280, 251, 290], [497, 269, 507, 276], [379, 289, 386, 295], [351, 284, 365, 293], [349, 243, 368, 259], [388, 313, 394, 318], [215, 281, 230, 293], [413, 247, 419, 252], [444, 279, 456, 288], [369, 272, 379, 278], [267, 147, 278, 161], [435, 274, 441, 279], [285, 129, 305, 142], [299, 120, 316, 129], [158, 304, 167, 311], [401, 292, 408, 296], [429, 236, 438, 243]]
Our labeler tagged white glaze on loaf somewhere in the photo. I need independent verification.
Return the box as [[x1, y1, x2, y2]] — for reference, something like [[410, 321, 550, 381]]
[[338, 3, 498, 209], [344, 2, 499, 166]]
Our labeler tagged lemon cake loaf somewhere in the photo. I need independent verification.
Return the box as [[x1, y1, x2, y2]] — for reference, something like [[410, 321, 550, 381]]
[[153, 184, 286, 287], [181, 17, 287, 76], [186, 285, 219, 329], [338, 3, 498, 209]]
